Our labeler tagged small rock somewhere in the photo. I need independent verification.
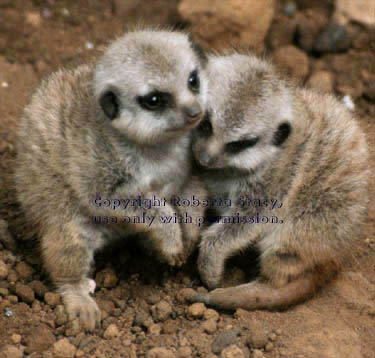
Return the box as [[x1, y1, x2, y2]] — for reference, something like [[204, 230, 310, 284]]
[[55, 305, 68, 326], [221, 345, 245, 358], [64, 319, 81, 337], [53, 338, 76, 358], [151, 300, 172, 322], [145, 292, 161, 305], [265, 342, 274, 352], [178, 0, 275, 51], [252, 350, 265, 358], [8, 295, 18, 304], [29, 281, 48, 298], [133, 311, 152, 328], [103, 323, 120, 339], [269, 333, 277, 341], [234, 309, 252, 321], [95, 268, 118, 288], [246, 321, 268, 349], [177, 346, 192, 358], [204, 308, 220, 321], [25, 324, 56, 354], [273, 45, 309, 82], [186, 302, 206, 320], [0, 288, 9, 297], [148, 323, 161, 335], [306, 71, 334, 93], [25, 12, 42, 27], [32, 300, 41, 313], [0, 345, 23, 358], [314, 23, 351, 53], [176, 288, 195, 303], [212, 329, 239, 355], [11, 334, 21, 344], [0, 260, 8, 280], [202, 318, 218, 334], [15, 262, 34, 280], [7, 270, 18, 283], [275, 329, 282, 335], [335, 0, 375, 27], [15, 283, 35, 304], [44, 292, 61, 306], [147, 347, 176, 358]]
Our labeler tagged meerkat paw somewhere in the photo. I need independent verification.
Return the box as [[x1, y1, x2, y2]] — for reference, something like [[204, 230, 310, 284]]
[[198, 236, 225, 289], [159, 239, 186, 267], [59, 278, 101, 332]]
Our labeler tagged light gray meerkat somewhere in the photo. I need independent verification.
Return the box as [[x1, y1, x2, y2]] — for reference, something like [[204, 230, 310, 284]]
[[14, 29, 208, 331], [187, 53, 370, 310]]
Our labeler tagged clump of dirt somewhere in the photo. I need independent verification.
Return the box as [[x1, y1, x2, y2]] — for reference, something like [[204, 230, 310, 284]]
[[0, 1, 374, 357]]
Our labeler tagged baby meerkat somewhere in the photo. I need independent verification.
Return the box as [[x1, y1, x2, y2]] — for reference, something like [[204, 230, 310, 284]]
[[187, 53, 370, 310], [14, 29, 208, 331]]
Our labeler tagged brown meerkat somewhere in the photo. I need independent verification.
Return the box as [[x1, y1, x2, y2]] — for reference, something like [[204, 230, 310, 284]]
[[187, 53, 370, 310], [14, 29, 208, 331]]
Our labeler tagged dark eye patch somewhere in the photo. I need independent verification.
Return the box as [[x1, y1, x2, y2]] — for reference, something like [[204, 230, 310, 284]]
[[137, 91, 172, 111], [225, 137, 259, 154], [100, 91, 119, 120], [196, 112, 212, 137], [272, 122, 292, 146]]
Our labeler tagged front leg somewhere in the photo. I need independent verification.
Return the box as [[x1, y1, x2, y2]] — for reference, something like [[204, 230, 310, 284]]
[[41, 219, 104, 331], [198, 220, 262, 289]]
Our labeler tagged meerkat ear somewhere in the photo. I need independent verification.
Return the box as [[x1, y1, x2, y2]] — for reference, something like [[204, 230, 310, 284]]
[[99, 91, 119, 120], [272, 122, 292, 146], [188, 35, 208, 67]]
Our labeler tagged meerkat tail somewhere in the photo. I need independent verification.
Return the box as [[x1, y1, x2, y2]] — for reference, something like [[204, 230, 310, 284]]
[[186, 274, 318, 310]]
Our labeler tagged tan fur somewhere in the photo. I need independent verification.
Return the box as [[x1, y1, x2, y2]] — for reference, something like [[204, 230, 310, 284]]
[[14, 29, 208, 331], [187, 53, 370, 310]]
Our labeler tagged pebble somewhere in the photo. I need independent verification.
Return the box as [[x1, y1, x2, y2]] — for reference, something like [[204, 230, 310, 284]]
[[32, 300, 41, 313], [11, 334, 21, 344], [151, 300, 172, 322], [202, 318, 218, 334], [15, 262, 34, 280], [15, 283, 35, 304], [7, 270, 18, 283], [265, 342, 274, 352], [53, 338, 77, 358], [55, 305, 68, 326], [95, 268, 118, 288], [25, 324, 56, 354], [133, 311, 152, 327], [177, 346, 192, 358], [8, 295, 18, 304], [147, 347, 176, 358], [273, 45, 309, 82], [44, 292, 61, 306], [0, 345, 23, 358], [204, 308, 219, 321], [221, 345, 245, 358], [269, 333, 277, 341], [252, 350, 265, 358], [29, 280, 48, 298], [314, 23, 351, 53], [103, 323, 120, 338], [0, 259, 8, 280], [212, 329, 239, 355], [246, 321, 268, 349], [148, 323, 161, 335], [25, 12, 42, 27], [0, 288, 9, 296], [186, 302, 206, 320], [176, 288, 195, 303]]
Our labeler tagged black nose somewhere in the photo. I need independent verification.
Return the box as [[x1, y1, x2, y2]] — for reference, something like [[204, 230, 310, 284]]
[[183, 103, 202, 121], [199, 151, 215, 167]]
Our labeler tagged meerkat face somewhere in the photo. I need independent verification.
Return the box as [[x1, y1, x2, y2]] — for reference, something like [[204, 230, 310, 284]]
[[192, 54, 293, 174], [94, 30, 208, 144]]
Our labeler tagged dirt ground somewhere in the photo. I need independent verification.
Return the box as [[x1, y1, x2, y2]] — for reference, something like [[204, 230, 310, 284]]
[[0, 1, 374, 357]]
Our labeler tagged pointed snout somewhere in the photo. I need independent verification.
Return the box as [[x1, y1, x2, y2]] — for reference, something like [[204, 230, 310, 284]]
[[182, 102, 203, 123]]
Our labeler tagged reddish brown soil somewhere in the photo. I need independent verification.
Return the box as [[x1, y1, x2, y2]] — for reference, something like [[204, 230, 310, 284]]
[[0, 1, 374, 357]]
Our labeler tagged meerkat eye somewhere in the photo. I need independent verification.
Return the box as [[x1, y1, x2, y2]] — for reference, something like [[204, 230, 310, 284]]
[[226, 138, 259, 154], [188, 70, 200, 93], [100, 91, 119, 120], [272, 122, 292, 146], [196, 112, 212, 137], [137, 92, 170, 111]]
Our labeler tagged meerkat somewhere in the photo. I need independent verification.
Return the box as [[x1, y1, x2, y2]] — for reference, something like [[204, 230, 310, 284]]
[[187, 53, 370, 310], [14, 29, 208, 331]]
